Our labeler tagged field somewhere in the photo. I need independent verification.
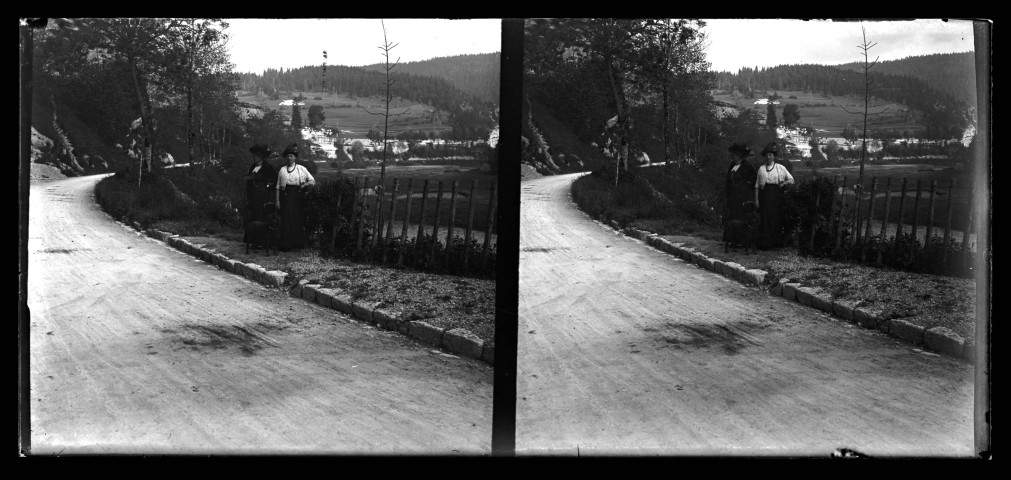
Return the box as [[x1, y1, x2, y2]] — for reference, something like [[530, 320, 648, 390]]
[[712, 90, 925, 139], [235, 91, 453, 138]]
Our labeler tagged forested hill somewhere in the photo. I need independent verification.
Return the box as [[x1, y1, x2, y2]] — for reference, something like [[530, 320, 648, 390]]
[[361, 53, 500, 105], [834, 52, 976, 108], [236, 63, 494, 115], [713, 63, 970, 139]]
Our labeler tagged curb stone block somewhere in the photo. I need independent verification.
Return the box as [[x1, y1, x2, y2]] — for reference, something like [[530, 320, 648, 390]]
[[691, 252, 704, 266], [482, 344, 495, 364], [889, 319, 925, 344], [442, 328, 484, 359], [302, 284, 321, 303], [782, 283, 801, 301], [374, 309, 403, 332], [408, 321, 444, 347], [924, 327, 964, 357], [352, 302, 376, 323], [831, 300, 857, 321], [725, 262, 746, 282], [743, 269, 765, 286], [771, 278, 787, 296], [853, 308, 880, 329], [795, 286, 818, 306], [291, 279, 309, 297], [314, 287, 336, 309], [224, 259, 238, 273], [240, 263, 257, 280], [877, 318, 892, 334], [265, 270, 286, 288], [811, 293, 834, 313], [699, 257, 714, 271], [330, 293, 354, 315], [711, 259, 727, 276]]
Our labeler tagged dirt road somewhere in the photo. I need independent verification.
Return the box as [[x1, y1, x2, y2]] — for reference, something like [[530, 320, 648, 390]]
[[26, 175, 492, 455], [517, 173, 973, 457]]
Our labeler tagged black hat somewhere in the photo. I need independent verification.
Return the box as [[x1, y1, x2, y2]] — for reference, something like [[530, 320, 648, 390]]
[[282, 143, 299, 158], [249, 144, 272, 159], [728, 142, 752, 157], [761, 142, 779, 157]]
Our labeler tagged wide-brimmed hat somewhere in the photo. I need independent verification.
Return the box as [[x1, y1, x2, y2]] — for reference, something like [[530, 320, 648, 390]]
[[760, 142, 779, 157], [282, 143, 299, 158], [249, 144, 272, 159], [728, 142, 752, 157]]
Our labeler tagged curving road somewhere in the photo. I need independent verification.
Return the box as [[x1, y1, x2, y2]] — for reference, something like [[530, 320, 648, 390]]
[[517, 172, 973, 457], [26, 175, 492, 455]]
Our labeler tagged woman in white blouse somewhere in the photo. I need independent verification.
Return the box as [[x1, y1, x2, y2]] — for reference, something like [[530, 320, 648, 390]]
[[275, 143, 316, 250], [754, 143, 794, 248]]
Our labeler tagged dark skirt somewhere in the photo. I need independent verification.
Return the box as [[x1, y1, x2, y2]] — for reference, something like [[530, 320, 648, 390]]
[[244, 183, 272, 243], [724, 186, 751, 242], [279, 187, 307, 250], [758, 184, 786, 248]]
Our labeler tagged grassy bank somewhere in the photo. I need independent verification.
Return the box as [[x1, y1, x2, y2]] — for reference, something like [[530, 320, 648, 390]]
[[93, 166, 495, 343]]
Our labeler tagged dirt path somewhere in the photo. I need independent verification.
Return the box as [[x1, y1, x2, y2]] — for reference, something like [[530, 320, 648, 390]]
[[27, 175, 492, 454], [517, 172, 973, 456]]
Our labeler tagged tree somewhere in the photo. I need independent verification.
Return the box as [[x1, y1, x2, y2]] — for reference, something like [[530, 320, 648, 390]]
[[766, 100, 778, 131], [308, 104, 325, 129], [638, 19, 711, 174], [840, 26, 890, 186], [359, 20, 411, 208], [290, 94, 304, 133], [782, 103, 801, 127], [825, 139, 840, 163]]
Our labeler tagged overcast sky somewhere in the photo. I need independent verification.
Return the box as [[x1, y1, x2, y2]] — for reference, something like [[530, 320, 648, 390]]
[[702, 18, 978, 73], [224, 18, 502, 74]]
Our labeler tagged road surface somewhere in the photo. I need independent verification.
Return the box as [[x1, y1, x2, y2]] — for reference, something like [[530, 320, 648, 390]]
[[26, 175, 492, 455], [517, 172, 973, 456]]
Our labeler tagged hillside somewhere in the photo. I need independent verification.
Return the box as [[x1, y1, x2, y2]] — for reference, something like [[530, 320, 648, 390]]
[[834, 52, 976, 108], [713, 63, 971, 139], [361, 53, 500, 105]]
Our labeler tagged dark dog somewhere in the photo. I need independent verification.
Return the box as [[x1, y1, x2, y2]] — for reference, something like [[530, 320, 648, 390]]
[[725, 201, 759, 254], [245, 203, 280, 255]]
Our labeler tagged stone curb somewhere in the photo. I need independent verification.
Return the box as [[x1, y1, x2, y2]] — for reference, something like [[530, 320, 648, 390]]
[[127, 223, 493, 366], [609, 222, 974, 362]]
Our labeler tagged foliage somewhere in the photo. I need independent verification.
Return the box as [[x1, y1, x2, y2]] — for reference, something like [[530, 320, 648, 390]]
[[308, 104, 325, 129], [782, 103, 801, 127]]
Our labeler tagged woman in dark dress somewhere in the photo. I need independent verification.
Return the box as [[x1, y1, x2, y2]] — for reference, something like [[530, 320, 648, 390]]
[[724, 142, 757, 241], [275, 143, 316, 251], [244, 144, 277, 242], [754, 142, 795, 249]]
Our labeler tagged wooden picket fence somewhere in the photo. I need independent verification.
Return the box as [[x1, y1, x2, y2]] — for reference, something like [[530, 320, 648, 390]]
[[796, 175, 977, 277], [330, 176, 497, 276]]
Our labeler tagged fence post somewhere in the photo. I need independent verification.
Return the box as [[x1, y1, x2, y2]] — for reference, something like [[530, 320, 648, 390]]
[[481, 181, 497, 267], [343, 176, 360, 255], [446, 180, 459, 270], [330, 183, 345, 252], [415, 179, 430, 266], [827, 175, 840, 242], [942, 178, 956, 270], [398, 178, 414, 265], [808, 189, 820, 253], [372, 178, 385, 252], [383, 178, 399, 263], [430, 181, 444, 266], [877, 177, 892, 265], [833, 176, 848, 256], [861, 177, 878, 263], [896, 177, 908, 238], [463, 180, 478, 269], [908, 179, 923, 267], [356, 177, 370, 253], [926, 178, 938, 246], [848, 179, 862, 257]]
